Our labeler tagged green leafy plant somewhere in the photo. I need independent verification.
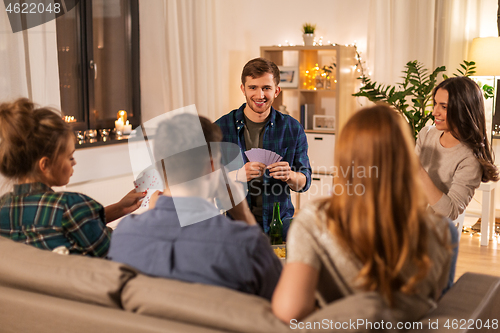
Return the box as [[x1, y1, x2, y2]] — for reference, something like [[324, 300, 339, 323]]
[[443, 60, 495, 99], [302, 23, 316, 34], [353, 60, 494, 140], [321, 63, 336, 76]]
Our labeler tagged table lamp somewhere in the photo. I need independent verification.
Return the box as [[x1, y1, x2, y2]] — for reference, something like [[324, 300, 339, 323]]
[[468, 37, 500, 141], [468, 37, 500, 76]]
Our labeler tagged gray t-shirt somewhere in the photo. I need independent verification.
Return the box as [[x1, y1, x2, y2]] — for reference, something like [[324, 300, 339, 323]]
[[243, 114, 268, 223], [416, 126, 482, 220]]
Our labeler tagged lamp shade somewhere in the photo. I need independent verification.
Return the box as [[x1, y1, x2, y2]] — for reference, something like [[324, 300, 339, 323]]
[[468, 37, 500, 76]]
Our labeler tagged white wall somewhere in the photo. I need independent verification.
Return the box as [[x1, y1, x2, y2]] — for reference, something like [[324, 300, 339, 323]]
[[139, 0, 370, 123], [213, 0, 370, 120]]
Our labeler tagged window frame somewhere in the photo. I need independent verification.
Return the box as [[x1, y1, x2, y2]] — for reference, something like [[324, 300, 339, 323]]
[[57, 0, 141, 132]]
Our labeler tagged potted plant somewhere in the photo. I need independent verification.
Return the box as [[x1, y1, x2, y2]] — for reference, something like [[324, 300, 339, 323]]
[[302, 23, 316, 46], [353, 60, 494, 140]]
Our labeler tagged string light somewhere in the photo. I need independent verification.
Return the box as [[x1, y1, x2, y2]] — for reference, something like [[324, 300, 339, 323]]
[[271, 40, 364, 92], [277, 39, 361, 49]]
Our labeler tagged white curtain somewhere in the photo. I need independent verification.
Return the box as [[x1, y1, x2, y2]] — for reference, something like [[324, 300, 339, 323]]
[[0, 4, 60, 108], [0, 4, 60, 196], [367, 0, 498, 86], [139, 0, 219, 122]]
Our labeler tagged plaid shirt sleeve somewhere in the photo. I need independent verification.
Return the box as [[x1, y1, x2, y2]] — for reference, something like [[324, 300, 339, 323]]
[[215, 113, 239, 146], [290, 121, 312, 193], [61, 193, 110, 257]]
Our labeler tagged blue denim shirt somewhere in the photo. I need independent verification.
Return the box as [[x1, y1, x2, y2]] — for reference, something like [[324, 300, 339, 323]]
[[108, 195, 282, 300], [215, 104, 312, 232]]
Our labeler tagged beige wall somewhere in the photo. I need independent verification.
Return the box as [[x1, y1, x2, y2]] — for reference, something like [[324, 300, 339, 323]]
[[213, 0, 370, 120], [139, 0, 370, 123]]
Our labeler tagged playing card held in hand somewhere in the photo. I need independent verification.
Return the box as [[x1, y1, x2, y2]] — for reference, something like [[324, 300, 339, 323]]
[[244, 148, 282, 166]]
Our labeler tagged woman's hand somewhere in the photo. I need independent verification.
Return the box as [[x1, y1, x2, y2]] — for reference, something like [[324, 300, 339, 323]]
[[104, 190, 146, 223], [117, 189, 146, 214], [272, 262, 319, 323], [419, 165, 444, 206]]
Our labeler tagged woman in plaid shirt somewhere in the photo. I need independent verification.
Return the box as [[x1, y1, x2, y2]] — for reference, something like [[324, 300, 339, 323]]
[[0, 98, 144, 256]]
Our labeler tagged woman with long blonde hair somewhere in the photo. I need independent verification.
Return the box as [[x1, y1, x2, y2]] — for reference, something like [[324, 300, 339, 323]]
[[272, 104, 451, 323]]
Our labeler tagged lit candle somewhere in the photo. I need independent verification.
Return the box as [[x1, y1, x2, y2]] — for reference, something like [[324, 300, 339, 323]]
[[122, 120, 132, 135], [115, 118, 124, 132], [117, 110, 127, 124]]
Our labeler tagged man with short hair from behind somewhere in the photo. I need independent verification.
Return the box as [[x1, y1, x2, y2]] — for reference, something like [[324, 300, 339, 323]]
[[108, 113, 282, 300]]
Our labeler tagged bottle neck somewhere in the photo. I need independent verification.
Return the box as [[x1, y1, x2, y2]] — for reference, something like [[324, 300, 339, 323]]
[[272, 203, 281, 221]]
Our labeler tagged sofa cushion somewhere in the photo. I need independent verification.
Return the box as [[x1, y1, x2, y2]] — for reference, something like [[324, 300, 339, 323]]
[[0, 285, 222, 333], [121, 274, 290, 333], [0, 236, 137, 308], [300, 292, 396, 332], [408, 272, 500, 332]]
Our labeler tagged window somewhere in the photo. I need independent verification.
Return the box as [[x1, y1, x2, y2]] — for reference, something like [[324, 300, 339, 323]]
[[55, 0, 140, 132], [493, 79, 500, 138]]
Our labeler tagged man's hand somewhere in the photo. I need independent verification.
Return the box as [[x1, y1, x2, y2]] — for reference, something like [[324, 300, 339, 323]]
[[239, 162, 266, 182], [268, 161, 306, 192], [149, 190, 163, 210], [226, 197, 257, 225], [267, 161, 291, 182]]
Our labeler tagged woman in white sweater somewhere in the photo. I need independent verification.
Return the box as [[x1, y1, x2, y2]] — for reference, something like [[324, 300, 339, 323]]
[[417, 76, 498, 220]]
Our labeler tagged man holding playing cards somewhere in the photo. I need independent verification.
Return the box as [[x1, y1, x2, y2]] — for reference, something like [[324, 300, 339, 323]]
[[215, 58, 311, 233]]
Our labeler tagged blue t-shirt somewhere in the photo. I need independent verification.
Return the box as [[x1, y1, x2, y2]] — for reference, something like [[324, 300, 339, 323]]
[[108, 195, 282, 300]]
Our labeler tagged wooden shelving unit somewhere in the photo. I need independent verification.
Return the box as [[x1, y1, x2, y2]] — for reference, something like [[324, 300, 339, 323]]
[[260, 45, 358, 135]]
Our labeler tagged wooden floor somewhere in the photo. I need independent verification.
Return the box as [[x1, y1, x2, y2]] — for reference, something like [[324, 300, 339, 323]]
[[455, 227, 500, 281]]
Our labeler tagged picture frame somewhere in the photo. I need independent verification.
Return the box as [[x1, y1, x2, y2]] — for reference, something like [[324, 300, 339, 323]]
[[313, 115, 335, 131], [278, 66, 299, 88]]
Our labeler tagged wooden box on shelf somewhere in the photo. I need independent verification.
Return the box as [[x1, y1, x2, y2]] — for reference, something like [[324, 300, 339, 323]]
[[260, 45, 357, 135]]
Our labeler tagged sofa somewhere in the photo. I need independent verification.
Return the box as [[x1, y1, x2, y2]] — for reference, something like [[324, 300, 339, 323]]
[[1, 236, 500, 333]]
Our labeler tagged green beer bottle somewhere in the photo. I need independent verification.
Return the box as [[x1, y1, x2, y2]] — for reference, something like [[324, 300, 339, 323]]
[[269, 202, 283, 245]]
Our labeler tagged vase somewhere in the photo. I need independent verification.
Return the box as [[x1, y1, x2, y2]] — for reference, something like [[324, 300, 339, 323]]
[[315, 74, 323, 89], [324, 77, 332, 90], [303, 33, 315, 46]]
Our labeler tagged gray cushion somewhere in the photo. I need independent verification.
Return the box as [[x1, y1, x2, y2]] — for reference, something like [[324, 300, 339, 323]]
[[300, 292, 396, 332], [121, 274, 290, 333], [0, 236, 137, 308], [0, 285, 221, 333], [408, 272, 500, 332]]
